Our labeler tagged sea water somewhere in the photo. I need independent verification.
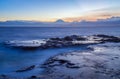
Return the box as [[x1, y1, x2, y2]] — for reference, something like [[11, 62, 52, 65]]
[[0, 26, 120, 77]]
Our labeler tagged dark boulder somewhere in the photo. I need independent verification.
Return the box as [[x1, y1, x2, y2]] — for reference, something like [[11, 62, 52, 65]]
[[16, 65, 35, 72], [66, 63, 80, 68], [95, 34, 117, 38], [50, 37, 62, 41], [0, 74, 14, 79], [93, 34, 120, 42], [0, 74, 8, 79], [70, 35, 86, 41], [63, 36, 73, 41], [76, 37, 86, 41], [29, 75, 37, 79]]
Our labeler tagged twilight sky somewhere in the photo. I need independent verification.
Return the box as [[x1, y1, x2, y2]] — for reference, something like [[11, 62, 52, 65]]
[[0, 0, 120, 22]]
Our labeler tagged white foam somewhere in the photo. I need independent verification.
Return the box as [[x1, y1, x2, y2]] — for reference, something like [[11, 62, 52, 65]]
[[72, 40, 100, 44], [6, 40, 46, 47]]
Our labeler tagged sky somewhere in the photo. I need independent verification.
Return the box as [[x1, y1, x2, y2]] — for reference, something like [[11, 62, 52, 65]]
[[0, 0, 120, 22]]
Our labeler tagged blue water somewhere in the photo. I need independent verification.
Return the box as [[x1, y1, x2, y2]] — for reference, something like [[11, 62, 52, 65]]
[[0, 27, 120, 42], [0, 27, 120, 77]]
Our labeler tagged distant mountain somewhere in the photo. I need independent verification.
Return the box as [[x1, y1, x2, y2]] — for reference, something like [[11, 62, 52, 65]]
[[0, 20, 43, 26], [97, 17, 120, 22], [55, 19, 65, 23], [74, 17, 120, 27], [0, 17, 120, 27]]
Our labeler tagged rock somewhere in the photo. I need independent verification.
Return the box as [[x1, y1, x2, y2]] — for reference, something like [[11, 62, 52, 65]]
[[29, 75, 37, 79], [66, 62, 80, 68], [95, 34, 117, 38], [104, 37, 120, 42], [4, 34, 120, 50], [54, 44, 63, 47], [94, 34, 120, 42], [0, 74, 7, 79], [63, 36, 73, 41], [50, 37, 62, 41], [63, 41, 73, 46], [4, 40, 46, 48], [70, 35, 86, 41], [41, 43, 120, 79], [19, 46, 39, 50], [43, 58, 80, 69], [0, 74, 13, 79], [28, 75, 45, 79], [58, 59, 68, 64], [16, 65, 35, 72]]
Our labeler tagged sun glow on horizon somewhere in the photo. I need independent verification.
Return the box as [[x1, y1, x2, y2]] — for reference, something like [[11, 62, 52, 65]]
[[0, 0, 120, 22]]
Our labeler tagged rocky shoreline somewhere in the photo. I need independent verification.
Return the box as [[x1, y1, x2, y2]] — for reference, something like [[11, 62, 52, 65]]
[[1, 34, 120, 79], [40, 43, 120, 79], [4, 34, 120, 49]]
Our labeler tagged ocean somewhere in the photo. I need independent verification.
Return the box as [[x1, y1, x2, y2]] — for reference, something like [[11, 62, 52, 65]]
[[0, 26, 120, 78]]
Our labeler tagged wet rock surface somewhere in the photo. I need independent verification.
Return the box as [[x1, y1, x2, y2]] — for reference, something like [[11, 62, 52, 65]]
[[1, 35, 120, 79], [0, 74, 10, 79], [41, 43, 120, 79], [3, 34, 120, 49], [15, 65, 36, 72]]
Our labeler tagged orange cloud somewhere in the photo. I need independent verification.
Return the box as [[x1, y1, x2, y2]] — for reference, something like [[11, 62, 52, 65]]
[[63, 12, 120, 22], [62, 7, 120, 22], [63, 15, 112, 22]]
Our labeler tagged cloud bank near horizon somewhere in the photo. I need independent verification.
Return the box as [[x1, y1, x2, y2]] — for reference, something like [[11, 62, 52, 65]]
[[0, 16, 120, 27]]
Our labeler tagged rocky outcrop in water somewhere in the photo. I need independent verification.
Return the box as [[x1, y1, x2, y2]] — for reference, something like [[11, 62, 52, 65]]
[[4, 34, 120, 50], [1, 35, 120, 79], [16, 65, 35, 72], [41, 43, 120, 79]]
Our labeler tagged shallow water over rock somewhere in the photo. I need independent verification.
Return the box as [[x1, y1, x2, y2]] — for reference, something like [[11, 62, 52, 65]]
[[41, 43, 120, 79], [0, 34, 120, 79], [0, 45, 87, 78]]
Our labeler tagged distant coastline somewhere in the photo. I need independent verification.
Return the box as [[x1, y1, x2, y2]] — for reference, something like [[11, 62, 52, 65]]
[[0, 17, 120, 27]]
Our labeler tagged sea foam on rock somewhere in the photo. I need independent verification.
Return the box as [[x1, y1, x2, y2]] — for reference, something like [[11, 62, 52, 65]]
[[41, 43, 120, 79], [4, 34, 120, 49], [4, 40, 46, 48], [2, 35, 120, 79]]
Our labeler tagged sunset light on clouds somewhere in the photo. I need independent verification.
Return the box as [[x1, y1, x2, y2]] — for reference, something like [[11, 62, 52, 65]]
[[0, 1, 120, 78], [0, 0, 120, 22]]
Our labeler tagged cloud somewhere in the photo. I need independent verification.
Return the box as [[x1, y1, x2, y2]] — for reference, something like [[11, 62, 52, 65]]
[[62, 6, 120, 22]]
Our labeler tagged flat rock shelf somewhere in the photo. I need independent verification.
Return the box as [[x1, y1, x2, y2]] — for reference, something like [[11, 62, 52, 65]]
[[1, 34, 120, 79], [4, 34, 120, 49]]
